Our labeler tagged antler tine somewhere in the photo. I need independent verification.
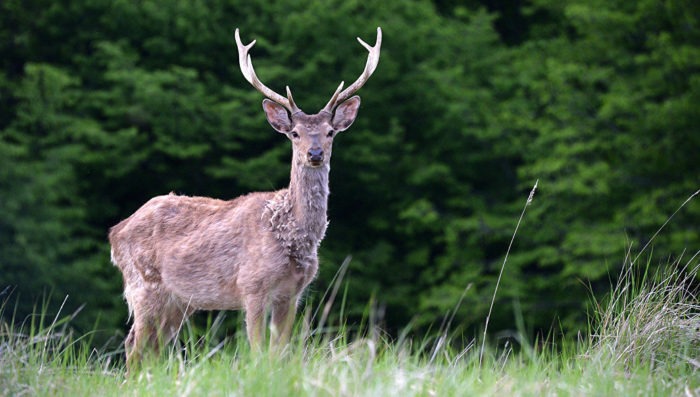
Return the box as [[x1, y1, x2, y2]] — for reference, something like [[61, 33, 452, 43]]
[[321, 82, 345, 114], [285, 86, 299, 113], [235, 28, 301, 114], [323, 27, 382, 112]]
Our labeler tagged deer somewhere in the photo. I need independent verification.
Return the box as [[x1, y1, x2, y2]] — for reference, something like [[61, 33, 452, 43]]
[[108, 27, 381, 370]]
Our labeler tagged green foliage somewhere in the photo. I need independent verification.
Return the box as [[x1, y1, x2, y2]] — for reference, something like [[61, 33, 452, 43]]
[[0, 0, 698, 346]]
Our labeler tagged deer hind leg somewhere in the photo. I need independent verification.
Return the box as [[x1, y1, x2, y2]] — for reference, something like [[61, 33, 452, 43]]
[[125, 314, 157, 373], [124, 324, 136, 370], [244, 293, 267, 352], [156, 300, 193, 353], [270, 295, 298, 349], [124, 288, 191, 372]]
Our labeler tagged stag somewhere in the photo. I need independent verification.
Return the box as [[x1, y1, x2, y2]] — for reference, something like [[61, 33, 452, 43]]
[[109, 27, 381, 369]]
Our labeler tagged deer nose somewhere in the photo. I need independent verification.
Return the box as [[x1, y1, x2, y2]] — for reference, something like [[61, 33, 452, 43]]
[[308, 147, 324, 164]]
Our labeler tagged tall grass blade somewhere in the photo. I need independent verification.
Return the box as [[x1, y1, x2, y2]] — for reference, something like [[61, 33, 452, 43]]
[[479, 179, 538, 367], [631, 188, 700, 266]]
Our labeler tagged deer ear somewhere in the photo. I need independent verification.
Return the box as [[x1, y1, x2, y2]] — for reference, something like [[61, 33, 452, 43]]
[[332, 96, 361, 132], [262, 99, 292, 133]]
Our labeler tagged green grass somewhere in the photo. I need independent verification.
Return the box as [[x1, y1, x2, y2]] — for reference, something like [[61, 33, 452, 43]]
[[1, 254, 698, 396]]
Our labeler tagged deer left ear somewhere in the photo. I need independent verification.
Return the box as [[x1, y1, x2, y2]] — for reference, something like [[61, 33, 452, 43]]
[[331, 96, 361, 132]]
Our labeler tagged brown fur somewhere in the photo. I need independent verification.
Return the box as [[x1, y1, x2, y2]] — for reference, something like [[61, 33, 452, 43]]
[[111, 28, 380, 371], [109, 98, 361, 370]]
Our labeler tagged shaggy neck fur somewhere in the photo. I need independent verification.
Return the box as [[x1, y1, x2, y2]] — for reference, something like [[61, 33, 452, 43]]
[[264, 158, 330, 268]]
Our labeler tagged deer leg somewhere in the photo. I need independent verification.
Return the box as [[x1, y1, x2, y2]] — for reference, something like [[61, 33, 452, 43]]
[[124, 324, 136, 373], [125, 316, 158, 373], [125, 308, 189, 374], [125, 288, 185, 372], [245, 294, 266, 351], [270, 296, 298, 348], [154, 304, 191, 356]]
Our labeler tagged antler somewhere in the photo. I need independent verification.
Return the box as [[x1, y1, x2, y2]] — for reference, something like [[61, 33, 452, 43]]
[[235, 28, 301, 114], [322, 27, 382, 113]]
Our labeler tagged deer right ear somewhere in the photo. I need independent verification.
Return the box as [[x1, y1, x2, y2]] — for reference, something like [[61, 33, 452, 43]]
[[262, 99, 292, 133]]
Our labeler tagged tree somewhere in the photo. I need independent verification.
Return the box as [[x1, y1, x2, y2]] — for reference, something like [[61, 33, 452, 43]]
[[1, 0, 697, 346]]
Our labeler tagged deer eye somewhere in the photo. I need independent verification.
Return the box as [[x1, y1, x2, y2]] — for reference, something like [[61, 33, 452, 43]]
[[291, 131, 300, 139], [326, 130, 335, 138]]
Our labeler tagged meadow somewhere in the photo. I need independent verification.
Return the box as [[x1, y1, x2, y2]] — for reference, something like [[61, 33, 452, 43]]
[[1, 189, 698, 396], [1, 256, 698, 396]]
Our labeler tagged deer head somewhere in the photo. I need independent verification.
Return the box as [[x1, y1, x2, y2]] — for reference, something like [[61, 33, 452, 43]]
[[235, 28, 382, 169]]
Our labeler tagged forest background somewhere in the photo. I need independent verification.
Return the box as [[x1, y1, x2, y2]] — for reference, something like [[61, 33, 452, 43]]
[[1, 0, 698, 347]]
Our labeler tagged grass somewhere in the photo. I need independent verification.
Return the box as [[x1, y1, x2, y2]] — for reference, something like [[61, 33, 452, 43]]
[[1, 270, 698, 397], [1, 187, 698, 396], [1, 271, 696, 395]]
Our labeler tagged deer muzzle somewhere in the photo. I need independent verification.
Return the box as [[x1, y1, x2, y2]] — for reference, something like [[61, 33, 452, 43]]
[[307, 147, 324, 166]]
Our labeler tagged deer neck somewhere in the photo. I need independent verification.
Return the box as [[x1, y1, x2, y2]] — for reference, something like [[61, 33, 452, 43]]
[[263, 159, 330, 263], [287, 161, 329, 239]]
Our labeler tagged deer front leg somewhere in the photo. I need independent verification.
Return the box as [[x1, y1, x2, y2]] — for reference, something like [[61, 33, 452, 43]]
[[270, 296, 298, 349]]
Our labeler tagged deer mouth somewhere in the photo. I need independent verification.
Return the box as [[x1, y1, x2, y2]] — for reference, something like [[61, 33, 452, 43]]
[[308, 159, 324, 167]]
